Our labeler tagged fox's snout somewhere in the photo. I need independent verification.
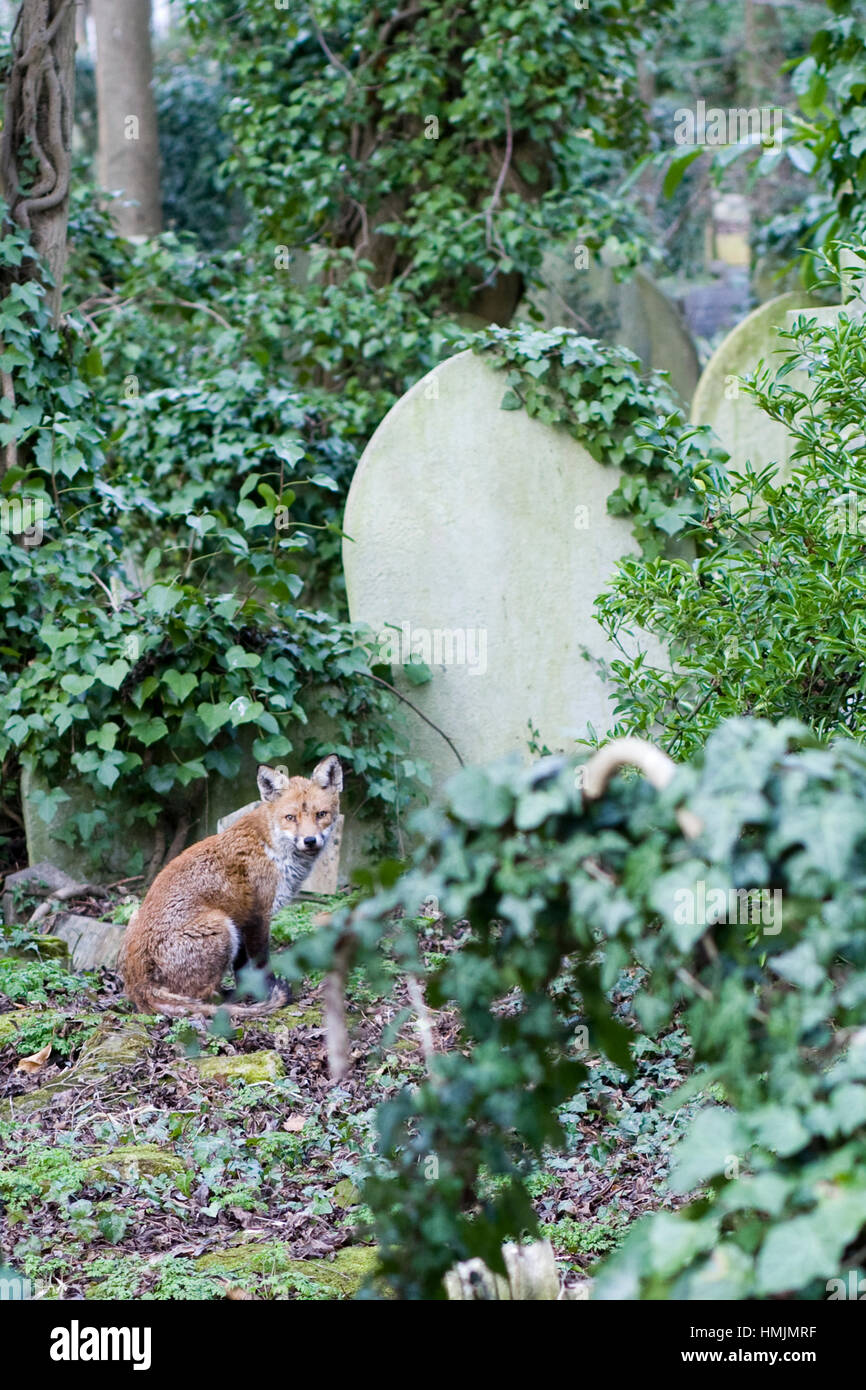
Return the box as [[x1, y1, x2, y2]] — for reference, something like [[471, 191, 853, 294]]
[[294, 828, 329, 854]]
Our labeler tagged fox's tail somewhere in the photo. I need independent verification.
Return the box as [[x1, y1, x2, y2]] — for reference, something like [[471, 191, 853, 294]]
[[138, 979, 292, 1019]]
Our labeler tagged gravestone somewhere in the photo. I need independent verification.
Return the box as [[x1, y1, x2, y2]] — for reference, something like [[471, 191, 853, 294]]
[[709, 193, 751, 269], [523, 252, 700, 406], [690, 291, 823, 480], [342, 349, 663, 798], [50, 913, 127, 971]]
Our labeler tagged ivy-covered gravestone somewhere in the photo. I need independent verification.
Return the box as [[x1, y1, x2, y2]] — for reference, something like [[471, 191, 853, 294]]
[[343, 336, 709, 795]]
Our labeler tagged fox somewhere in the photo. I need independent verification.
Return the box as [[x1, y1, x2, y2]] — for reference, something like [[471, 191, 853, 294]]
[[121, 756, 342, 1018]]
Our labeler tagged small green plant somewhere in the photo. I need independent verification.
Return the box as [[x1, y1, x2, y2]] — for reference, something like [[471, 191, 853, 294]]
[[0, 956, 96, 1004], [544, 1212, 626, 1260], [110, 898, 139, 925]]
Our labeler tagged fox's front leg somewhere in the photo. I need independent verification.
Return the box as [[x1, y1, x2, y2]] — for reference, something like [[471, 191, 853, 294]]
[[233, 919, 291, 1005]]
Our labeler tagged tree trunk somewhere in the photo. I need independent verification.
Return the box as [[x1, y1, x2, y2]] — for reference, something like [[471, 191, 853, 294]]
[[0, 0, 77, 323], [91, 0, 161, 239]]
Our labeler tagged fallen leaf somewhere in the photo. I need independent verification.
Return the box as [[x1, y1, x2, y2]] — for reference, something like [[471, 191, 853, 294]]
[[16, 1041, 52, 1072], [282, 1115, 306, 1132]]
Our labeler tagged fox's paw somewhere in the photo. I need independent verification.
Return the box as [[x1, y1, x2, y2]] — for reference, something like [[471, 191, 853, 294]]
[[271, 979, 293, 1007]]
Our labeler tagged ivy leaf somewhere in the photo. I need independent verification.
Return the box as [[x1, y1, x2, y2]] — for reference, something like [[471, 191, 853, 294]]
[[163, 669, 198, 703], [129, 716, 170, 747], [196, 702, 233, 736], [229, 695, 265, 725], [143, 583, 182, 618], [223, 644, 261, 670], [59, 673, 95, 696], [402, 660, 432, 686], [94, 660, 130, 690]]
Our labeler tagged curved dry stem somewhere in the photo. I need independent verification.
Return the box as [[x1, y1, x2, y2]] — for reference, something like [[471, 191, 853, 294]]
[[582, 737, 702, 839]]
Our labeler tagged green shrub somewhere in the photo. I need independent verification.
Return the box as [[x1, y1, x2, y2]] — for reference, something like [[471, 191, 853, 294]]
[[0, 211, 425, 869], [593, 255, 866, 756], [282, 717, 866, 1299]]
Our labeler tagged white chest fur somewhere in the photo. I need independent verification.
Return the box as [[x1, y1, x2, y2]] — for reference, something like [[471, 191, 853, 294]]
[[266, 843, 315, 916]]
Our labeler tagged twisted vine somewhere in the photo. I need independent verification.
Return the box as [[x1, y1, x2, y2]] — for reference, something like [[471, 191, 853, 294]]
[[0, 0, 75, 320]]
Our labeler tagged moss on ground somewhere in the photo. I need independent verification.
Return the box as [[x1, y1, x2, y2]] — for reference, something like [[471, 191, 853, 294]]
[[79, 1144, 190, 1182], [190, 1050, 285, 1083], [195, 1241, 379, 1296]]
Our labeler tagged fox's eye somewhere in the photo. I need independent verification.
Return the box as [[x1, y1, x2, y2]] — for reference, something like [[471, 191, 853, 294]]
[[316, 810, 329, 820], [285, 813, 296, 822]]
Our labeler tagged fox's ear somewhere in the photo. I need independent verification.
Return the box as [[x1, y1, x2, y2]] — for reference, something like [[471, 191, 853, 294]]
[[257, 764, 290, 802], [311, 754, 342, 792]]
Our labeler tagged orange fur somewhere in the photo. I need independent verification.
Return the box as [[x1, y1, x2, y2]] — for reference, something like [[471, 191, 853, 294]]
[[121, 757, 341, 1017]]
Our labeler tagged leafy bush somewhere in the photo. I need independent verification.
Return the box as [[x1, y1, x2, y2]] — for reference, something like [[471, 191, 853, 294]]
[[0, 211, 424, 871], [282, 717, 866, 1300], [182, 0, 672, 442], [592, 267, 866, 756]]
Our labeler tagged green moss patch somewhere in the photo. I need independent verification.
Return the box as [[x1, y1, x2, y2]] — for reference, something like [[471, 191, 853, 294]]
[[195, 1241, 379, 1297], [191, 1050, 285, 1083], [79, 1144, 190, 1183]]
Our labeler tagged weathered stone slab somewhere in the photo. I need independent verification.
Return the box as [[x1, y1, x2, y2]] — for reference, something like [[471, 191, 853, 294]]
[[343, 349, 663, 798], [1, 861, 79, 924], [79, 1144, 189, 1182], [690, 291, 822, 479], [191, 1050, 285, 1083], [193, 1241, 379, 1297], [50, 913, 126, 972]]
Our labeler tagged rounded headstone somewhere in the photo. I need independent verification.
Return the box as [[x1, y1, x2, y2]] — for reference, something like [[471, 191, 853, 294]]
[[522, 252, 699, 406], [690, 291, 821, 478], [342, 350, 658, 795]]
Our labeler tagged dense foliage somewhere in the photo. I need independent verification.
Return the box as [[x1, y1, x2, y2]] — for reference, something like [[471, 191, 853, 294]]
[[592, 256, 866, 756], [789, 0, 866, 242], [182, 0, 672, 437], [282, 718, 866, 1299], [0, 210, 425, 873]]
